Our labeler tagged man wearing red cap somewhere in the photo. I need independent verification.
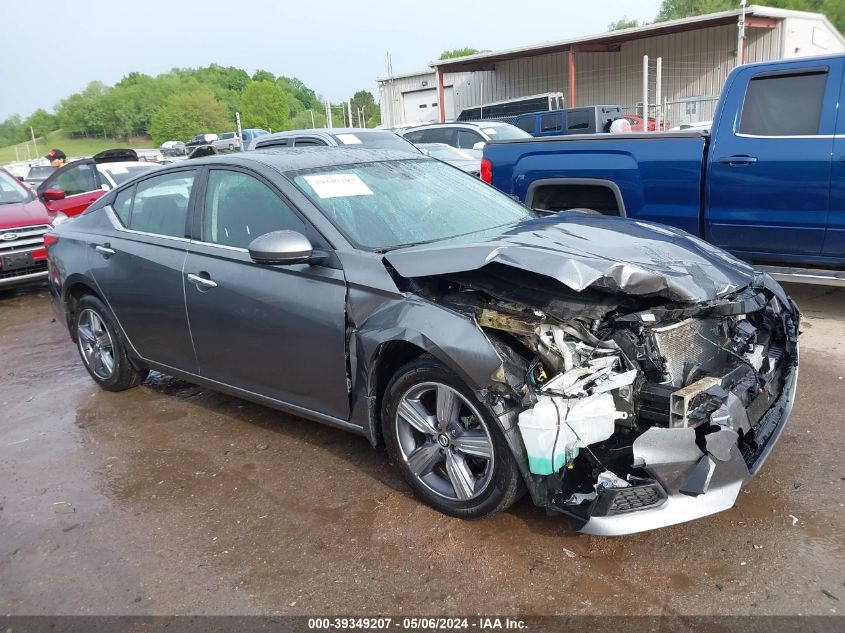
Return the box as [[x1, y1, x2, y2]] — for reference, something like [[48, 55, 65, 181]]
[[45, 149, 67, 169]]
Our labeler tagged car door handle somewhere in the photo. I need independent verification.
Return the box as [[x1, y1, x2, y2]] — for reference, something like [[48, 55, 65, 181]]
[[717, 155, 757, 165], [187, 273, 218, 289], [94, 244, 116, 257]]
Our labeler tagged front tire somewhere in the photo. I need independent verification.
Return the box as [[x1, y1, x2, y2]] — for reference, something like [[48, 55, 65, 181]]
[[382, 357, 523, 518], [74, 295, 148, 391]]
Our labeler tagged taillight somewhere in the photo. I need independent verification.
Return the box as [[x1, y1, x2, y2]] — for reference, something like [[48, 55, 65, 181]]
[[43, 234, 59, 247], [480, 158, 492, 184]]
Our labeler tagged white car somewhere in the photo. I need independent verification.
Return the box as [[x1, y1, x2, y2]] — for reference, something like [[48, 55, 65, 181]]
[[97, 162, 161, 190], [212, 132, 241, 152]]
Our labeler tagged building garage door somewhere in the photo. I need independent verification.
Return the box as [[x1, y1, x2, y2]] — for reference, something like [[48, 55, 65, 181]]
[[402, 87, 455, 123], [403, 88, 439, 123]]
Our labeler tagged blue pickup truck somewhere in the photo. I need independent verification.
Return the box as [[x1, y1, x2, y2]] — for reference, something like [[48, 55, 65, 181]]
[[482, 54, 845, 284]]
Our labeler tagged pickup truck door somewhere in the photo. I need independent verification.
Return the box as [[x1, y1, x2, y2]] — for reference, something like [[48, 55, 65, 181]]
[[823, 67, 845, 258], [706, 61, 842, 260]]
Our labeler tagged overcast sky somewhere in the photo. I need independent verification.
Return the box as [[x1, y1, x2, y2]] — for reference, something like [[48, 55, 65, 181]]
[[0, 0, 661, 120]]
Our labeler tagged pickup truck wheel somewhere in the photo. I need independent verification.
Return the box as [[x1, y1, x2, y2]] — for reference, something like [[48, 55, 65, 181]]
[[382, 357, 524, 519], [228, 143, 234, 151], [74, 296, 148, 391]]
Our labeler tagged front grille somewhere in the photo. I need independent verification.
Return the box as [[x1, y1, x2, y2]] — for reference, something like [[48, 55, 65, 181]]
[[0, 224, 50, 255], [649, 318, 728, 386], [0, 260, 47, 280], [0, 224, 50, 281]]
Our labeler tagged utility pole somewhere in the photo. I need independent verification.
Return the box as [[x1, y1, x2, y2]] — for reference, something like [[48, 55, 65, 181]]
[[348, 100, 353, 128], [235, 112, 243, 151], [642, 55, 649, 132], [30, 126, 38, 158], [655, 57, 662, 132], [308, 109, 315, 128], [737, 0, 748, 65]]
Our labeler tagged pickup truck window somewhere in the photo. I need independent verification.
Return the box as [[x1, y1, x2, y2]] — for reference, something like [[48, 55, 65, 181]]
[[566, 110, 591, 132], [739, 70, 827, 137], [541, 113, 562, 132], [515, 117, 535, 133]]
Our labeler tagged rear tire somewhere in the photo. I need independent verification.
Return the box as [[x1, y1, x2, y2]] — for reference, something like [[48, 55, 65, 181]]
[[382, 357, 524, 518], [74, 295, 148, 391]]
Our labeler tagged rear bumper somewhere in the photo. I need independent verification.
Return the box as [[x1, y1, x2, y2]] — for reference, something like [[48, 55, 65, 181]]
[[578, 357, 799, 536]]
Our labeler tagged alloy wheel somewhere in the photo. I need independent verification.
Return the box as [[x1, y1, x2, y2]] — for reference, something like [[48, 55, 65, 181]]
[[395, 382, 495, 502], [77, 308, 116, 380]]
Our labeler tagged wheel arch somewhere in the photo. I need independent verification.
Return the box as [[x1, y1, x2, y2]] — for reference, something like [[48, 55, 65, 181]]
[[62, 275, 105, 342], [525, 177, 627, 217]]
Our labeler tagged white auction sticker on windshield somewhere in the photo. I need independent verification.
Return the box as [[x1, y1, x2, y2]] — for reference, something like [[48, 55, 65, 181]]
[[482, 128, 498, 135], [335, 133, 362, 145], [109, 167, 128, 174], [303, 173, 373, 199]]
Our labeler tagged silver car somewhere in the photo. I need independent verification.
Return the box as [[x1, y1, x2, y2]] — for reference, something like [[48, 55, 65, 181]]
[[46, 148, 800, 535]]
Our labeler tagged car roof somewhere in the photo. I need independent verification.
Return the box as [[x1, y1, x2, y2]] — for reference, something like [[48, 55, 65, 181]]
[[402, 121, 514, 132], [183, 146, 430, 174], [97, 161, 157, 170], [258, 128, 397, 141]]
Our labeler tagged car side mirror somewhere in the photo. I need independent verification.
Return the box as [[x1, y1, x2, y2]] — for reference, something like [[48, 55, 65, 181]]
[[43, 188, 66, 201], [473, 141, 486, 150], [248, 230, 327, 266]]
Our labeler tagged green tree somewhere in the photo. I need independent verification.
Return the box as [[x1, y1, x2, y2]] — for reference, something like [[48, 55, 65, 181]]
[[23, 109, 58, 137], [439, 48, 485, 59], [149, 90, 230, 145], [0, 115, 27, 147], [656, 0, 844, 31], [349, 90, 380, 127], [608, 17, 640, 30], [252, 69, 276, 83], [56, 81, 111, 136], [240, 81, 290, 131]]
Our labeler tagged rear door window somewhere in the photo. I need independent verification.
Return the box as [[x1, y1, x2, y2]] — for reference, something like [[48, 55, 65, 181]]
[[739, 69, 828, 136], [127, 170, 195, 238], [455, 129, 483, 149], [294, 137, 329, 147]]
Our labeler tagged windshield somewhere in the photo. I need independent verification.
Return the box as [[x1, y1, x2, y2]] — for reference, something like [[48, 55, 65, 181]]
[[102, 164, 159, 186], [0, 170, 31, 205], [480, 124, 532, 140], [330, 131, 420, 153], [293, 159, 533, 250]]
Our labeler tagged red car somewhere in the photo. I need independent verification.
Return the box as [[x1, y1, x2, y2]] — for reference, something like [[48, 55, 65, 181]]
[[36, 149, 159, 218], [0, 167, 59, 289], [623, 114, 667, 132]]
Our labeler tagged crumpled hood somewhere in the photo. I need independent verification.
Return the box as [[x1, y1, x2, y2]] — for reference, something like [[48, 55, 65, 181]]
[[384, 213, 755, 303]]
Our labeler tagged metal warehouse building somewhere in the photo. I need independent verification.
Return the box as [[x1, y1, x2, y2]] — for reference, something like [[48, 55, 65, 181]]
[[377, 5, 845, 128]]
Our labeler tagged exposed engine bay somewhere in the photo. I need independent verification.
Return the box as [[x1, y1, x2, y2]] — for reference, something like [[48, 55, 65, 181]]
[[407, 264, 800, 534]]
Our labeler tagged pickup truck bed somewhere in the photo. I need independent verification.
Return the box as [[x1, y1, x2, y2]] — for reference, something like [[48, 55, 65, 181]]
[[484, 54, 845, 281]]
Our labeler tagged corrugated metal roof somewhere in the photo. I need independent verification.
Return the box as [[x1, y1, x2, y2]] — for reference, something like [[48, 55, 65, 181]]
[[429, 5, 841, 72]]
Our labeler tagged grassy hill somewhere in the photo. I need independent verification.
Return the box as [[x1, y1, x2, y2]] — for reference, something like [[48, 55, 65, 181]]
[[0, 130, 153, 164]]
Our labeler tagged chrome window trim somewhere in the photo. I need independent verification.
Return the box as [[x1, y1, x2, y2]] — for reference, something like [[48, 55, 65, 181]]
[[103, 204, 191, 243], [187, 239, 249, 254], [735, 133, 845, 139]]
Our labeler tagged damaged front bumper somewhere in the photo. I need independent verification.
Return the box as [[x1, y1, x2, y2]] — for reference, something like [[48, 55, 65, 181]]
[[572, 359, 798, 536]]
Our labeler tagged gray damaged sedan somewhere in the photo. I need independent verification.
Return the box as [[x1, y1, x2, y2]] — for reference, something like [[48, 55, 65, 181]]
[[46, 148, 800, 535]]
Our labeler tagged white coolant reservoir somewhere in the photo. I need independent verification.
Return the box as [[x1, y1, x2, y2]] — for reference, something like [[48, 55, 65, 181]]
[[518, 393, 628, 476]]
